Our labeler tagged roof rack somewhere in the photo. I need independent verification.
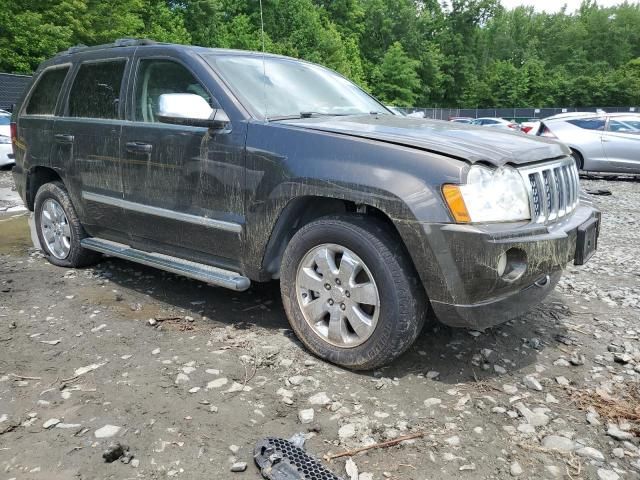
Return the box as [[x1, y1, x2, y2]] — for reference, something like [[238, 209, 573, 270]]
[[58, 38, 158, 56]]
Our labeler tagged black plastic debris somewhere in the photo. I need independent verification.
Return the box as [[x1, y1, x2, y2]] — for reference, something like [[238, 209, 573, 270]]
[[102, 442, 129, 463], [254, 437, 343, 480], [585, 188, 612, 196]]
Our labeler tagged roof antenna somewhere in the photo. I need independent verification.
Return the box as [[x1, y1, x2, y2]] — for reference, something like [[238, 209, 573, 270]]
[[259, 0, 268, 120]]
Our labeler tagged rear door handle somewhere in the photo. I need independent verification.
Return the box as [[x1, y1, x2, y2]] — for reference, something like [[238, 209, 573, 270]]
[[54, 134, 74, 144], [126, 141, 153, 154]]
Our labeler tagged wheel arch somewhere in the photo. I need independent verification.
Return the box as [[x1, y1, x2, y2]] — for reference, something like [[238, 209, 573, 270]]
[[26, 166, 63, 210], [568, 147, 585, 170], [260, 195, 418, 284]]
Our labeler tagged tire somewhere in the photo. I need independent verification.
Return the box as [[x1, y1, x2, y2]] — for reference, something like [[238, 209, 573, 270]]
[[34, 181, 101, 268], [570, 149, 584, 170], [280, 215, 427, 370]]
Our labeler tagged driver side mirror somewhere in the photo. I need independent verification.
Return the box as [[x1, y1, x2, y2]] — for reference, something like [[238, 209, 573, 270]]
[[157, 93, 229, 130]]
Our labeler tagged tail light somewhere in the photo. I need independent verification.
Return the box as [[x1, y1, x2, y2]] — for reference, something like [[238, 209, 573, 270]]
[[10, 122, 17, 143], [539, 125, 556, 138], [508, 123, 519, 130], [521, 126, 532, 134]]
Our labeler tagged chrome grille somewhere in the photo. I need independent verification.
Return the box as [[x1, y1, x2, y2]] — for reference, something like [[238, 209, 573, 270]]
[[519, 158, 580, 224]]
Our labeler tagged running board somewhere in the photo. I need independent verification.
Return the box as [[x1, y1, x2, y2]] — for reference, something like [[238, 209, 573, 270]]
[[80, 238, 251, 291]]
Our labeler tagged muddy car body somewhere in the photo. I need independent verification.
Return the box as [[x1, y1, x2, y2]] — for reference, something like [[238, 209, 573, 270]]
[[11, 39, 601, 369]]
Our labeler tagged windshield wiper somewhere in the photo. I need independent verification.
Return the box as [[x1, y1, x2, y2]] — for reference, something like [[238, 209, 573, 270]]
[[267, 112, 363, 122]]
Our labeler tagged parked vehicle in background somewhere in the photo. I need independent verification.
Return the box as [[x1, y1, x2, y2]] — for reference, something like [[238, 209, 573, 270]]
[[386, 106, 405, 116], [538, 113, 640, 173], [449, 116, 473, 124], [470, 117, 521, 131], [544, 112, 596, 121], [522, 113, 603, 136], [12, 40, 600, 369], [0, 110, 14, 167]]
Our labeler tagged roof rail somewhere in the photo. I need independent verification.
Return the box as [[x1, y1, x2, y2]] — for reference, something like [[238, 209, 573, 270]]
[[58, 38, 158, 56]]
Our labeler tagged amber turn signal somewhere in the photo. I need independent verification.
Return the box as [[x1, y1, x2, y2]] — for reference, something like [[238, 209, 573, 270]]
[[442, 184, 471, 223]]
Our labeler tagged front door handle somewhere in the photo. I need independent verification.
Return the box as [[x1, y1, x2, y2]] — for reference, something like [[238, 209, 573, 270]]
[[54, 134, 74, 144], [126, 141, 153, 154]]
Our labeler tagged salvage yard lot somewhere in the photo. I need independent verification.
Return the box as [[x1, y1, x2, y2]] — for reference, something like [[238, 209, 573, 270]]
[[0, 169, 639, 480]]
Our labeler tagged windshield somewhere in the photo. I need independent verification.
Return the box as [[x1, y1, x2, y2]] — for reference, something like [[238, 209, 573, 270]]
[[0, 115, 10, 125], [206, 55, 387, 120]]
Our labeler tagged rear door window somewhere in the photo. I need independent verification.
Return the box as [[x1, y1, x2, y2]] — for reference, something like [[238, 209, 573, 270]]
[[567, 118, 605, 130], [25, 66, 70, 115], [68, 60, 126, 119]]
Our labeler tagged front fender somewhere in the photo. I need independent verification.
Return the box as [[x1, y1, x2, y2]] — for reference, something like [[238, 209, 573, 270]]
[[241, 122, 465, 295]]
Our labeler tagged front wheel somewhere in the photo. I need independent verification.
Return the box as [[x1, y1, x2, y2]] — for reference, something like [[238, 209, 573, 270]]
[[280, 215, 427, 370]]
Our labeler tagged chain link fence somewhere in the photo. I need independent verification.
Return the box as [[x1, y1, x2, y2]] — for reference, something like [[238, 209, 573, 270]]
[[400, 106, 639, 122]]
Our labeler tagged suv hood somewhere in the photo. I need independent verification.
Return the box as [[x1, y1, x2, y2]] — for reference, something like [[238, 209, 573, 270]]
[[281, 115, 568, 166]]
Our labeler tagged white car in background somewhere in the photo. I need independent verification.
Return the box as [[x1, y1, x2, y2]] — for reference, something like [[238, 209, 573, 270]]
[[0, 110, 14, 168], [523, 112, 603, 135], [470, 117, 521, 131], [538, 112, 640, 173]]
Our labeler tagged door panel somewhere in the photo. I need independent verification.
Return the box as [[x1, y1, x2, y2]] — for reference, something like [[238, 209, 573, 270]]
[[53, 118, 123, 238], [121, 57, 245, 263]]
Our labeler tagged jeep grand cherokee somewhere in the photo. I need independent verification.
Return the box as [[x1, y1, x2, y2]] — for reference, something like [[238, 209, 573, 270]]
[[11, 39, 600, 369]]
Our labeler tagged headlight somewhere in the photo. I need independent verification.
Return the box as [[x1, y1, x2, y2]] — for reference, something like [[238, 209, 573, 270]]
[[442, 165, 531, 223], [0, 135, 10, 144]]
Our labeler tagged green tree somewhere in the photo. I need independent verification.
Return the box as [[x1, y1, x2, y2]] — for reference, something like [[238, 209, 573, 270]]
[[375, 42, 421, 106], [1, 0, 640, 107], [0, 0, 77, 73]]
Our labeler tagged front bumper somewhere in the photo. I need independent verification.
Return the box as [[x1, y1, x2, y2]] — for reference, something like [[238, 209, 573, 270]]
[[426, 202, 600, 330]]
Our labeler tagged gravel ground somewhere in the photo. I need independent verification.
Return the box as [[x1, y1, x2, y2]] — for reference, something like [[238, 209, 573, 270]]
[[1, 168, 639, 480], [0, 167, 24, 213]]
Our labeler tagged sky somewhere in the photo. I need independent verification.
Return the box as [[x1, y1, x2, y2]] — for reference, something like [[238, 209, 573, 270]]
[[499, 0, 634, 13]]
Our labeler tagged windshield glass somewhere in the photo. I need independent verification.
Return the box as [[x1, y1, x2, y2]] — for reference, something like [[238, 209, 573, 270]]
[[206, 55, 386, 120], [0, 115, 10, 125]]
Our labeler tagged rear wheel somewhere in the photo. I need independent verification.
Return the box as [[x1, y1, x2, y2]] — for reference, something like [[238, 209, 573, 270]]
[[34, 182, 101, 268], [280, 215, 427, 370]]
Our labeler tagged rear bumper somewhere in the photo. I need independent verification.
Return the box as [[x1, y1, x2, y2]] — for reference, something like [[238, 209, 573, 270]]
[[425, 202, 600, 330]]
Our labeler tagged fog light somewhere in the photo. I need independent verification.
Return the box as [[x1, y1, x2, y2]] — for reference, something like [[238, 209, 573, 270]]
[[497, 252, 507, 276], [498, 248, 527, 282]]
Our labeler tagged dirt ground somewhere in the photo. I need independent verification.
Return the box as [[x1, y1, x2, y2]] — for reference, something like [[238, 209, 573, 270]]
[[1, 168, 639, 480]]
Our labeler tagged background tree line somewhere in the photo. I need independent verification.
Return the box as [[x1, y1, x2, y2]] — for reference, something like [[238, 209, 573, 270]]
[[0, 0, 639, 108]]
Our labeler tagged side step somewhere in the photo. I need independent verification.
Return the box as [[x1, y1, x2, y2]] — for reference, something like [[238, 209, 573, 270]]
[[81, 238, 251, 291]]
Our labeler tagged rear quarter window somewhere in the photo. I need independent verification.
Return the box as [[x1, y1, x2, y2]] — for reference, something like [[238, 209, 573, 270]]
[[25, 67, 70, 115], [567, 118, 605, 130], [68, 60, 126, 119]]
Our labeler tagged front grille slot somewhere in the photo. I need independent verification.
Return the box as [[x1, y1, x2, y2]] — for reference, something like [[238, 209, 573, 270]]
[[522, 158, 579, 224]]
